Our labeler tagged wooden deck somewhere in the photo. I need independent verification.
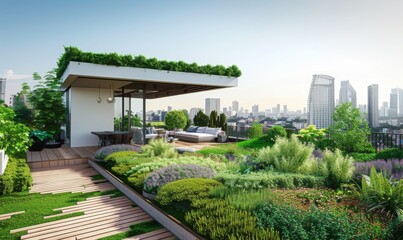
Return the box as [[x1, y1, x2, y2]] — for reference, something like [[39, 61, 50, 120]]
[[13, 164, 174, 240], [26, 145, 98, 169]]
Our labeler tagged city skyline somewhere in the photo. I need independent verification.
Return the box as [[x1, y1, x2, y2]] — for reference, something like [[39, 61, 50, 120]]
[[1, 1, 403, 111]]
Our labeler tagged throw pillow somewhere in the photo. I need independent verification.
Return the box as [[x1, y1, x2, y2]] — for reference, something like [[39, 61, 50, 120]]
[[196, 126, 207, 133]]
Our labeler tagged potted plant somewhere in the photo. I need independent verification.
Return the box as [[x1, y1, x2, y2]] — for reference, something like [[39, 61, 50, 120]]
[[28, 130, 53, 151]]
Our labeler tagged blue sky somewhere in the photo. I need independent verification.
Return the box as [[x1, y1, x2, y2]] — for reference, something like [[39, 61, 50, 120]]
[[1, 0, 403, 112]]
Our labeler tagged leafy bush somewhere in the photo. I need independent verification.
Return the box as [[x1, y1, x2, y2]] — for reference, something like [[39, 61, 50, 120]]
[[254, 203, 383, 240], [214, 172, 325, 189], [56, 46, 242, 79], [141, 138, 177, 158], [193, 110, 209, 127], [94, 144, 138, 160], [185, 198, 280, 240], [209, 110, 218, 127], [386, 215, 403, 240], [111, 158, 152, 176], [297, 125, 326, 146], [376, 148, 403, 160], [127, 172, 149, 192], [0, 157, 32, 195], [350, 152, 377, 162], [266, 125, 287, 143], [236, 136, 271, 149], [164, 110, 187, 130], [354, 159, 403, 180], [0, 104, 31, 157], [104, 151, 139, 165], [144, 164, 216, 194], [323, 149, 355, 189], [125, 156, 226, 176], [255, 135, 314, 173], [360, 166, 403, 217], [156, 178, 221, 206], [248, 123, 263, 139]]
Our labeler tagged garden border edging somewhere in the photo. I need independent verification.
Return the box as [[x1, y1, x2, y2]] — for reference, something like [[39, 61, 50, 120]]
[[88, 159, 203, 240]]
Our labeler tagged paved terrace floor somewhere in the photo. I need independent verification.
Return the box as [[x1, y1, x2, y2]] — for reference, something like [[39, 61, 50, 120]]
[[12, 164, 175, 240]]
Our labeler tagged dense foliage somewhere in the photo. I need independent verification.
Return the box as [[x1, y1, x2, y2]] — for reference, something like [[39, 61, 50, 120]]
[[0, 103, 31, 157], [114, 114, 142, 130], [328, 102, 373, 153], [297, 125, 325, 146], [266, 125, 287, 143], [218, 113, 227, 132], [94, 144, 138, 160], [323, 149, 355, 189], [354, 159, 403, 180], [0, 157, 32, 194], [164, 110, 187, 130], [143, 164, 215, 194], [248, 123, 263, 139], [209, 110, 218, 127], [193, 110, 209, 126], [141, 138, 177, 158], [104, 151, 139, 165], [12, 83, 34, 128], [56, 46, 242, 79]]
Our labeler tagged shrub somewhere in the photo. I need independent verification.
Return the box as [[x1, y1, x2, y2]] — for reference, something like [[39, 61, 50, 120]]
[[164, 110, 187, 130], [0, 157, 32, 195], [127, 172, 149, 191], [376, 148, 403, 160], [185, 198, 280, 240], [256, 135, 314, 173], [360, 166, 403, 217], [350, 152, 377, 162], [323, 149, 355, 189], [214, 172, 325, 189], [125, 156, 226, 176], [111, 158, 152, 176], [236, 137, 271, 149], [144, 164, 216, 194], [254, 203, 383, 240], [266, 125, 287, 143], [297, 125, 326, 146], [193, 110, 209, 127], [141, 138, 177, 158], [248, 123, 263, 139], [354, 159, 403, 180], [386, 215, 403, 240], [104, 151, 139, 165], [94, 144, 138, 160], [156, 178, 222, 206]]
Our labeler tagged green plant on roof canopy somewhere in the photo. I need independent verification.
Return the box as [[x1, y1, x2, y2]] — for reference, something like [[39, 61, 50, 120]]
[[56, 46, 242, 79]]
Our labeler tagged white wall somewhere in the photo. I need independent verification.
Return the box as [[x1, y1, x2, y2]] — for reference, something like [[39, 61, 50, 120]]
[[70, 87, 114, 147]]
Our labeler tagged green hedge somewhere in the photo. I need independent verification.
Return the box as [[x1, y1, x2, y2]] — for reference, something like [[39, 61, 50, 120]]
[[0, 157, 32, 195], [214, 172, 325, 189], [56, 46, 242, 79]]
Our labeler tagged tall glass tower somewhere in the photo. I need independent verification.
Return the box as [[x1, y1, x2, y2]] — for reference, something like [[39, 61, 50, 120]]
[[368, 84, 379, 128], [307, 74, 335, 129], [339, 80, 357, 108], [205, 98, 220, 115], [0, 78, 6, 102]]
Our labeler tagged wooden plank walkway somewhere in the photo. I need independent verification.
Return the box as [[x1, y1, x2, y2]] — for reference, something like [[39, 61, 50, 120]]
[[0, 211, 25, 221], [125, 228, 175, 240], [12, 164, 174, 240], [29, 164, 115, 194]]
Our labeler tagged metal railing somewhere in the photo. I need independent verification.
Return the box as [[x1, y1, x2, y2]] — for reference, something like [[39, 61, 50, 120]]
[[369, 133, 403, 150]]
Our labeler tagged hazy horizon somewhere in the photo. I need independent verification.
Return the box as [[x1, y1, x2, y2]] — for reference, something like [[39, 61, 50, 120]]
[[1, 0, 402, 112]]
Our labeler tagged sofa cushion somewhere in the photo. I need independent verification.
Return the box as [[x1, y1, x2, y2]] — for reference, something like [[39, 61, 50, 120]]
[[186, 126, 199, 132], [145, 127, 155, 134], [205, 127, 221, 136], [196, 126, 207, 133]]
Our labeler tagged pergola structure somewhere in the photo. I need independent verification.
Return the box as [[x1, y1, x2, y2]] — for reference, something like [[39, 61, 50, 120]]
[[60, 61, 238, 147]]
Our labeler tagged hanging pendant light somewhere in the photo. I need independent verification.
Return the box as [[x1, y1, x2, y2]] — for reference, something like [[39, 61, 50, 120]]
[[107, 83, 115, 103], [97, 84, 102, 103]]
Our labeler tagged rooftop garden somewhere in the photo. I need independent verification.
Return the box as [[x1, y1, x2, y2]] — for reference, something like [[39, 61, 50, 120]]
[[56, 46, 242, 79]]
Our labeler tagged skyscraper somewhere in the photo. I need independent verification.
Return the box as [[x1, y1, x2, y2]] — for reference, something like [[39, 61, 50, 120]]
[[189, 107, 199, 121], [368, 84, 379, 128], [276, 104, 280, 114], [307, 74, 335, 128], [252, 104, 259, 117], [232, 101, 239, 114], [380, 102, 389, 117], [0, 78, 6, 102], [389, 88, 403, 117], [205, 98, 220, 115], [339, 80, 357, 108], [167, 106, 173, 112], [283, 105, 288, 114]]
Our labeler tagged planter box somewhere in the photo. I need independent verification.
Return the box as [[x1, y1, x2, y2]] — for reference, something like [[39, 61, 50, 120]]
[[29, 137, 48, 151], [0, 150, 9, 175]]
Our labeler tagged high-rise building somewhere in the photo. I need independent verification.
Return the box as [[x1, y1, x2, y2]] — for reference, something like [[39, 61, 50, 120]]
[[389, 88, 403, 117], [339, 80, 357, 108], [380, 102, 389, 117], [189, 107, 199, 121], [167, 106, 173, 112], [205, 98, 220, 115], [368, 84, 379, 128], [252, 104, 259, 117], [307, 74, 335, 128], [276, 104, 280, 114], [232, 101, 239, 114], [265, 109, 271, 117], [283, 105, 288, 114], [0, 78, 6, 102]]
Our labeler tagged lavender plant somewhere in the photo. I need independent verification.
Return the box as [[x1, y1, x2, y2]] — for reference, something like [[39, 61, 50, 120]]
[[143, 164, 216, 194], [94, 144, 138, 160], [354, 159, 403, 180]]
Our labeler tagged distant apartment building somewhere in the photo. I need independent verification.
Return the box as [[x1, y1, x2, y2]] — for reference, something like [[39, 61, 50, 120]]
[[368, 84, 379, 128], [189, 107, 199, 121], [232, 101, 239, 114], [283, 105, 288, 114], [252, 104, 259, 117], [0, 78, 6, 102], [167, 106, 173, 112], [339, 80, 357, 108], [380, 102, 388, 117], [307, 74, 335, 129], [389, 88, 403, 117], [205, 98, 220, 115], [265, 109, 271, 117], [276, 104, 280, 114]]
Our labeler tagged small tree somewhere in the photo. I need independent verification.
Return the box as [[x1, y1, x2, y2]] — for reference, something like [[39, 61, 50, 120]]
[[218, 113, 227, 131], [248, 123, 263, 139], [297, 125, 326, 146], [209, 110, 218, 127], [12, 84, 34, 128], [328, 102, 373, 153], [164, 110, 187, 130], [266, 125, 287, 143], [181, 109, 191, 130], [193, 110, 209, 126]]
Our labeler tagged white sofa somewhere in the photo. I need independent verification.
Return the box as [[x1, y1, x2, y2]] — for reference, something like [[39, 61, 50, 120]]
[[130, 127, 158, 144], [173, 126, 222, 143]]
